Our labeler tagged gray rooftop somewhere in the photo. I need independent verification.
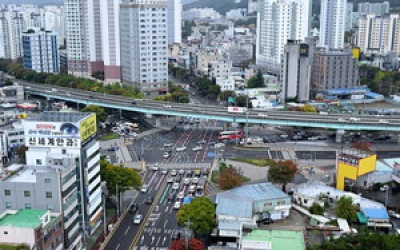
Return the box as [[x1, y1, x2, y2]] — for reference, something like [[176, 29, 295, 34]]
[[216, 183, 290, 218], [27, 111, 90, 123]]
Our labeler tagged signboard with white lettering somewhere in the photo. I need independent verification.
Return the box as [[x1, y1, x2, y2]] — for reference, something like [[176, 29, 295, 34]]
[[227, 107, 247, 113]]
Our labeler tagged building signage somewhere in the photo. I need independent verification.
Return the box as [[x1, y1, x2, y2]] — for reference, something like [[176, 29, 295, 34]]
[[299, 44, 309, 57], [80, 115, 97, 143]]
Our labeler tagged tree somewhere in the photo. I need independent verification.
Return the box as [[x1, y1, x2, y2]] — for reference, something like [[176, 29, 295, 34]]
[[302, 104, 317, 113], [170, 238, 204, 250], [81, 105, 107, 122], [335, 196, 357, 222], [99, 158, 142, 195], [176, 197, 216, 235], [16, 146, 28, 160], [267, 160, 298, 192], [308, 231, 400, 250], [308, 202, 324, 215], [218, 167, 243, 190], [235, 95, 252, 108], [247, 70, 264, 88], [219, 90, 235, 101]]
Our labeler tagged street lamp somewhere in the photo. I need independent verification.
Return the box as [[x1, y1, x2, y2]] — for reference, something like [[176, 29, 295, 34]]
[[245, 95, 249, 138]]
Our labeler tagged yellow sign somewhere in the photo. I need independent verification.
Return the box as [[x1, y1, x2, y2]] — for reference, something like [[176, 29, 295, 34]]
[[352, 48, 360, 60], [80, 114, 97, 142]]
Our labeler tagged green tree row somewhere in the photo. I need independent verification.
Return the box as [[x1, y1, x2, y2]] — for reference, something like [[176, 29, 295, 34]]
[[359, 64, 400, 96]]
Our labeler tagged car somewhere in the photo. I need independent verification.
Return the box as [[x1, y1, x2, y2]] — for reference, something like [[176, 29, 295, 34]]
[[379, 119, 389, 124], [257, 113, 268, 117], [257, 217, 273, 225], [144, 196, 153, 204], [388, 210, 400, 218], [308, 136, 319, 141], [132, 100, 138, 105], [192, 146, 203, 152], [161, 169, 168, 175], [172, 183, 180, 190], [171, 170, 177, 176], [280, 134, 289, 139], [177, 191, 185, 200], [323, 212, 337, 220], [167, 177, 174, 183], [141, 184, 149, 193], [178, 117, 184, 123], [195, 118, 201, 123], [179, 169, 185, 175], [349, 117, 360, 122], [151, 164, 159, 171], [108, 146, 118, 151], [163, 104, 172, 108], [164, 143, 173, 147], [175, 176, 182, 183], [194, 169, 201, 176], [163, 152, 170, 159], [183, 178, 190, 185], [292, 135, 303, 140], [338, 118, 346, 122], [133, 214, 143, 224], [176, 146, 186, 152], [129, 203, 138, 213], [171, 230, 181, 240], [380, 185, 389, 191], [197, 140, 207, 144], [215, 143, 225, 148], [188, 185, 196, 194], [186, 170, 193, 177], [89, 95, 95, 99], [173, 201, 181, 210], [192, 177, 199, 184]]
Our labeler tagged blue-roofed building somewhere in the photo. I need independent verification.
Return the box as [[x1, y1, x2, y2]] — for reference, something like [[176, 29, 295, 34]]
[[216, 183, 291, 238], [363, 208, 391, 229]]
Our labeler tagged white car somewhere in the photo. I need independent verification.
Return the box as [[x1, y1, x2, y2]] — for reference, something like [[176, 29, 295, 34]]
[[389, 210, 400, 218], [163, 152, 170, 159], [167, 178, 174, 183], [257, 113, 268, 117], [349, 117, 360, 122], [133, 214, 143, 224], [164, 143, 173, 147], [188, 185, 196, 194], [183, 178, 190, 185], [380, 185, 389, 191], [176, 146, 186, 152], [141, 184, 149, 193], [215, 143, 225, 148], [173, 201, 181, 210], [177, 191, 185, 200], [192, 146, 203, 152], [172, 183, 180, 190], [163, 104, 172, 108], [171, 170, 177, 176], [379, 119, 389, 124], [192, 177, 199, 184], [197, 140, 207, 144]]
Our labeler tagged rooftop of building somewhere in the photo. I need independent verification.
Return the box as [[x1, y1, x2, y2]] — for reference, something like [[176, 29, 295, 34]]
[[0, 209, 54, 229], [216, 183, 290, 218], [294, 181, 385, 211], [27, 111, 90, 123], [242, 229, 305, 250]]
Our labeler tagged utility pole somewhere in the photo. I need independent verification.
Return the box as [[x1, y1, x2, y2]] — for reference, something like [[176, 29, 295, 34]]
[[184, 218, 193, 250], [246, 95, 249, 138], [116, 183, 119, 217]]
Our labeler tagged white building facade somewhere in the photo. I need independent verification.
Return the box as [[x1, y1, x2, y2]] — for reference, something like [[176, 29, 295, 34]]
[[319, 0, 347, 50], [0, 9, 25, 59], [357, 14, 400, 55], [167, 0, 182, 45], [256, 0, 311, 75], [120, 0, 169, 98], [22, 28, 60, 73], [357, 1, 390, 16]]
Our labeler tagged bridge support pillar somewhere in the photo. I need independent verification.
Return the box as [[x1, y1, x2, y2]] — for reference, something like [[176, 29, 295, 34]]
[[155, 118, 161, 127], [336, 130, 345, 143]]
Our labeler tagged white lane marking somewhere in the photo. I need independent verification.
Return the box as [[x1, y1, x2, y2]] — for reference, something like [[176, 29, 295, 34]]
[[163, 219, 168, 228], [116, 243, 120, 250], [124, 225, 131, 235]]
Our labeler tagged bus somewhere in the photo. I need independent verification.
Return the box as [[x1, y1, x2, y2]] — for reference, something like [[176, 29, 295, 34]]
[[218, 130, 244, 141]]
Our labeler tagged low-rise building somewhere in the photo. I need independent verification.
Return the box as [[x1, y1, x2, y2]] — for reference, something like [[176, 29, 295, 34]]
[[216, 183, 291, 239], [240, 229, 305, 250], [0, 209, 63, 249]]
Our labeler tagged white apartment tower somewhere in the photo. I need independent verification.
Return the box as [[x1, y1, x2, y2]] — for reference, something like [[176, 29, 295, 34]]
[[256, 0, 312, 75], [0, 9, 25, 59], [22, 28, 60, 73], [358, 14, 400, 55], [319, 0, 347, 50], [100, 0, 121, 82], [358, 1, 390, 16], [168, 0, 182, 45], [120, 0, 169, 98]]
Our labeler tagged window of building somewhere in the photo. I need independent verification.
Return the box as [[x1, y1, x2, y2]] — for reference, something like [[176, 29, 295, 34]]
[[36, 159, 42, 165], [24, 191, 31, 197], [25, 203, 32, 209], [263, 202, 273, 207], [47, 204, 54, 210], [45, 178, 51, 184], [4, 190, 11, 196], [277, 201, 286, 205], [46, 192, 52, 198], [62, 149, 66, 154], [5, 202, 11, 208]]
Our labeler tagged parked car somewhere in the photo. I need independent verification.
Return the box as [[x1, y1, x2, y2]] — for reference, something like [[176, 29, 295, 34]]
[[176, 146, 186, 152], [172, 183, 180, 190], [192, 146, 203, 152], [173, 201, 181, 210]]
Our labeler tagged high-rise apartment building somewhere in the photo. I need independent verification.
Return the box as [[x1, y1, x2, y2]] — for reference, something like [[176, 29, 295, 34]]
[[120, 0, 169, 98], [358, 1, 390, 16], [312, 49, 359, 92], [256, 0, 311, 75], [357, 14, 400, 55], [168, 0, 182, 45], [281, 40, 311, 103], [319, 0, 347, 50], [22, 28, 60, 73], [0, 9, 24, 59]]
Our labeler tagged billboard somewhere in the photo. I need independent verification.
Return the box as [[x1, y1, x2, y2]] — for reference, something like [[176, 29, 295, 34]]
[[299, 44, 309, 57], [352, 47, 360, 60], [228, 107, 247, 113], [80, 114, 97, 143]]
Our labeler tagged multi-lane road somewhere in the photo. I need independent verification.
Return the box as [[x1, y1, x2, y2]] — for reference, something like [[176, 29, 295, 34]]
[[104, 167, 209, 250], [21, 81, 400, 131]]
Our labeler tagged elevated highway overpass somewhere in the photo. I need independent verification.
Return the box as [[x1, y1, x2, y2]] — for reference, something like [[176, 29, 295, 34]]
[[22, 82, 400, 132]]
